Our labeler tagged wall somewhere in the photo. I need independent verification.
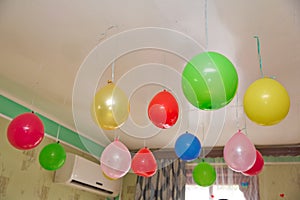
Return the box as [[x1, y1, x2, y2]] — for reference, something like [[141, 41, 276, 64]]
[[0, 116, 106, 200], [3, 113, 299, 200], [120, 173, 137, 200], [259, 164, 300, 199]]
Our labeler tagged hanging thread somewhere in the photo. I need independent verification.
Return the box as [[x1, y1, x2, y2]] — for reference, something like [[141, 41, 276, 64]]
[[254, 36, 264, 77], [113, 130, 119, 141], [204, 0, 209, 50], [56, 125, 61, 142], [243, 117, 248, 135], [201, 124, 205, 158], [111, 61, 115, 82], [235, 92, 240, 130]]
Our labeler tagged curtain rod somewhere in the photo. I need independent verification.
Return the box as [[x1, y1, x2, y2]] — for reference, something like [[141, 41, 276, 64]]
[[150, 144, 300, 159]]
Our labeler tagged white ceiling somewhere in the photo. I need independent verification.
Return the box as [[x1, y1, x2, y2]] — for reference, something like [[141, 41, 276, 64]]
[[0, 0, 299, 150]]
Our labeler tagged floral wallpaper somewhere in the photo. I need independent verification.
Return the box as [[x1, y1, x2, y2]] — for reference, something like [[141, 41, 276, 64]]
[[0, 117, 106, 200]]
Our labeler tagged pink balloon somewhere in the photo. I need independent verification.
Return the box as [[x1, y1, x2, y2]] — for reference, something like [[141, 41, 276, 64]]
[[7, 112, 44, 150], [100, 139, 131, 179], [242, 150, 264, 176], [223, 130, 256, 172]]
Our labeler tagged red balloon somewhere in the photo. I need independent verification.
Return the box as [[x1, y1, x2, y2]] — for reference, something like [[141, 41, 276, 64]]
[[7, 112, 44, 150], [242, 150, 264, 176], [131, 147, 157, 177], [148, 90, 179, 129]]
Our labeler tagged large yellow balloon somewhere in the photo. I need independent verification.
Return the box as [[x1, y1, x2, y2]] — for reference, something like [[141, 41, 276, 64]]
[[243, 77, 290, 126], [92, 81, 130, 130]]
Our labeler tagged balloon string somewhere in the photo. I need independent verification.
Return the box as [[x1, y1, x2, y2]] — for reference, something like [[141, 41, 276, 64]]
[[244, 119, 248, 135], [254, 36, 264, 77], [111, 60, 115, 82], [241, 114, 247, 134], [114, 131, 119, 141], [56, 125, 61, 142], [204, 0, 209, 50], [202, 124, 205, 157], [202, 124, 205, 144], [235, 92, 240, 130]]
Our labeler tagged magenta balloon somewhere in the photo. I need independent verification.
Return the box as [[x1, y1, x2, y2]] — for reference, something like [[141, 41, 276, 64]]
[[242, 150, 264, 176], [7, 112, 44, 150], [100, 139, 131, 179], [223, 131, 256, 172]]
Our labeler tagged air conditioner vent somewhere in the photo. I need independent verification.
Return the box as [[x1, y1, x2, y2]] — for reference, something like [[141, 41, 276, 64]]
[[70, 179, 113, 195], [96, 182, 103, 186]]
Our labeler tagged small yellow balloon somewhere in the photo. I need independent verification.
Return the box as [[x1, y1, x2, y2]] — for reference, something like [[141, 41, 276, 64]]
[[102, 172, 117, 180], [92, 81, 130, 130], [243, 77, 290, 126]]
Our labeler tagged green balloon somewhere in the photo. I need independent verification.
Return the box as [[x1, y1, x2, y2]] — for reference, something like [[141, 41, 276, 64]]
[[192, 162, 216, 187], [39, 142, 66, 171], [182, 51, 238, 110]]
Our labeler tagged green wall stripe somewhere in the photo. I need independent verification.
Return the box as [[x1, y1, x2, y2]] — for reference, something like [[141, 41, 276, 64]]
[[197, 156, 300, 164], [0, 95, 31, 117], [58, 126, 89, 152], [0, 95, 104, 157], [263, 155, 300, 163], [36, 114, 59, 138]]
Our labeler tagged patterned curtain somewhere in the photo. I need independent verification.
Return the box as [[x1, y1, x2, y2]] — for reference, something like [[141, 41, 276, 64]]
[[186, 163, 259, 200], [135, 158, 186, 200]]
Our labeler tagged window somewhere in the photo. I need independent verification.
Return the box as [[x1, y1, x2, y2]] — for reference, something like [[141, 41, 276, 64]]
[[185, 184, 246, 200], [212, 185, 246, 199], [185, 184, 209, 199], [185, 163, 259, 200]]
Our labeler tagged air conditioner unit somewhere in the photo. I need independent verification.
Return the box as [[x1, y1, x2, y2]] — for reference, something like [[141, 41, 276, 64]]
[[54, 153, 122, 197]]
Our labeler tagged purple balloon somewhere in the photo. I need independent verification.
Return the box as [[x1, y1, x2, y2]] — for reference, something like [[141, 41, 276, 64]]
[[223, 131, 256, 172]]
